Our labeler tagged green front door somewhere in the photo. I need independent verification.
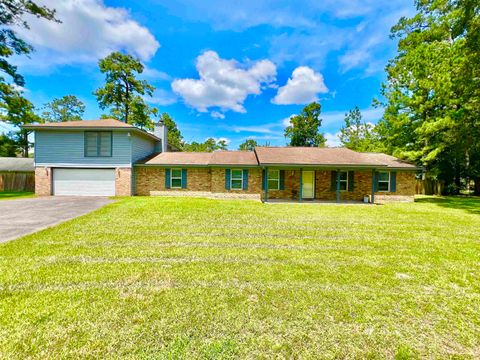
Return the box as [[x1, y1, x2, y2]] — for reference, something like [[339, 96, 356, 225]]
[[302, 171, 315, 199]]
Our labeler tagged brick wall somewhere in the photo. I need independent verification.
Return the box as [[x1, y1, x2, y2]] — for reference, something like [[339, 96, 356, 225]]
[[267, 170, 301, 200], [210, 168, 262, 195], [135, 167, 212, 195], [35, 167, 51, 196], [115, 167, 132, 196]]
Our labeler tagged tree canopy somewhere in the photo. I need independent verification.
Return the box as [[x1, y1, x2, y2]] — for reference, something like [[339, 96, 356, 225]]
[[339, 106, 382, 152], [284, 102, 326, 147], [94, 52, 155, 130], [378, 0, 480, 194], [42, 95, 85, 122], [238, 139, 258, 151]]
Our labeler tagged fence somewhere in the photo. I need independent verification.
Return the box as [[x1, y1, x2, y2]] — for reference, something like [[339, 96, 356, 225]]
[[415, 179, 444, 195], [0, 172, 35, 192]]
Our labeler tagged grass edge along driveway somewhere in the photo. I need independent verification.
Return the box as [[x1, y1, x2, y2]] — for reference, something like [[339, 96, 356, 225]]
[[0, 196, 479, 358]]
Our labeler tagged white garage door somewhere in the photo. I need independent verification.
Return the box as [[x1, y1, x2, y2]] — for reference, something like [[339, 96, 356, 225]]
[[53, 168, 115, 196]]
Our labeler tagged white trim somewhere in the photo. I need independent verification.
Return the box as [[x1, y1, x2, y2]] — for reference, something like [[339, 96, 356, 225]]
[[377, 171, 390, 192], [230, 168, 243, 191], [35, 163, 131, 168], [170, 168, 182, 189], [267, 169, 280, 190]]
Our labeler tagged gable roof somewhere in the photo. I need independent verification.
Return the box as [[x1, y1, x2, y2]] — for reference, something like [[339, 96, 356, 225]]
[[254, 147, 418, 169], [0, 157, 34, 172], [254, 147, 419, 169], [23, 119, 159, 141], [138, 151, 258, 166]]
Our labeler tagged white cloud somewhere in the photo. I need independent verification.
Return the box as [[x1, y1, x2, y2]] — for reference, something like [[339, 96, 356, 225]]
[[281, 114, 296, 127], [272, 67, 328, 105], [210, 111, 225, 119], [171, 51, 276, 113], [210, 137, 231, 145], [142, 67, 171, 81], [13, 0, 160, 70], [325, 132, 341, 147], [146, 89, 177, 106]]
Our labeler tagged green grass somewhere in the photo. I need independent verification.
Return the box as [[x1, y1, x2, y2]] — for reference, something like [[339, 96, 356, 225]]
[[0, 191, 35, 200], [0, 196, 479, 359]]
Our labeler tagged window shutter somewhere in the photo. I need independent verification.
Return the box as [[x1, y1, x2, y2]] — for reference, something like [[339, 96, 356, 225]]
[[374, 171, 379, 192], [348, 171, 354, 192], [331, 171, 337, 191], [225, 169, 231, 190], [279, 170, 285, 190], [242, 169, 249, 190], [390, 172, 397, 192], [262, 170, 266, 190], [165, 168, 171, 189], [181, 169, 187, 189]]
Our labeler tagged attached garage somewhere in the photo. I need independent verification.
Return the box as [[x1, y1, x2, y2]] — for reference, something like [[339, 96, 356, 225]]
[[53, 168, 115, 196]]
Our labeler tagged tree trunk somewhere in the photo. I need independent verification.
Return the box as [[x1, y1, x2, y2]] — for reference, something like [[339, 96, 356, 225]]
[[465, 150, 470, 194], [474, 177, 480, 196], [124, 81, 129, 124], [22, 130, 29, 158]]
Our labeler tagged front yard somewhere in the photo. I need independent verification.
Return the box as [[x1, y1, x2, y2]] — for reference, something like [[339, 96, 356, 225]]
[[0, 197, 479, 358], [0, 191, 34, 200]]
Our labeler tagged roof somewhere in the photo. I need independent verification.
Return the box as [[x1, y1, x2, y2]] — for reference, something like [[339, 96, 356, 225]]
[[138, 151, 258, 166], [254, 147, 419, 169], [0, 157, 34, 172], [23, 119, 159, 141], [138, 147, 418, 169]]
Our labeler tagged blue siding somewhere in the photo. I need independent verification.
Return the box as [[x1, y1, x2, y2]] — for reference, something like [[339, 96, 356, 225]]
[[131, 134, 157, 163], [35, 130, 132, 166]]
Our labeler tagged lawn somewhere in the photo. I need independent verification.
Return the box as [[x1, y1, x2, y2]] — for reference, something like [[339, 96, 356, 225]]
[[0, 197, 479, 358], [0, 191, 35, 200]]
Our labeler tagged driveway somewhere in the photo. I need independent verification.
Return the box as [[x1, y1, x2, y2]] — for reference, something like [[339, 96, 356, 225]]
[[0, 197, 113, 243]]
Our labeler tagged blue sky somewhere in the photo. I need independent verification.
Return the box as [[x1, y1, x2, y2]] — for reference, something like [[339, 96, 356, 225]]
[[6, 0, 415, 149]]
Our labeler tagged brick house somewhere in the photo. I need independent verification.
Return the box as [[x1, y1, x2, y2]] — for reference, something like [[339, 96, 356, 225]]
[[25, 119, 419, 202]]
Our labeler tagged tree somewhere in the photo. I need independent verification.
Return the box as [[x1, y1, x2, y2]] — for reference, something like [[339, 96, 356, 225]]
[[0, 133, 17, 156], [238, 139, 258, 151], [0, 91, 41, 157], [339, 106, 382, 152], [284, 102, 326, 147], [159, 112, 184, 150], [94, 52, 155, 130], [377, 0, 480, 194], [42, 95, 85, 122], [0, 1, 57, 102], [183, 138, 228, 152]]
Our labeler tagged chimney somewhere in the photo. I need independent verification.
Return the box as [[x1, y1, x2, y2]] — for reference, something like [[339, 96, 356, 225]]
[[154, 120, 168, 152]]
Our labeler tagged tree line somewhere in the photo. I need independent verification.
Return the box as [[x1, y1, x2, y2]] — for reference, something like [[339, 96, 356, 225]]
[[0, 0, 479, 194]]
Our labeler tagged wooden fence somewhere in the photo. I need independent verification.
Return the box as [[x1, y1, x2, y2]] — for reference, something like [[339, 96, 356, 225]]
[[415, 179, 444, 195], [0, 172, 35, 192]]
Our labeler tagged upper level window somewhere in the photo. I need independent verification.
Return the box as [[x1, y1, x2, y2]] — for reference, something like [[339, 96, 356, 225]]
[[231, 169, 243, 190], [85, 131, 112, 157], [377, 172, 390, 192], [268, 170, 280, 190]]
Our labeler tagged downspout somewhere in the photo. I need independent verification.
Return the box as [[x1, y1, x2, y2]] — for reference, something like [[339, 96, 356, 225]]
[[264, 166, 268, 202], [299, 169, 303, 202], [336, 169, 341, 203], [371, 168, 376, 204]]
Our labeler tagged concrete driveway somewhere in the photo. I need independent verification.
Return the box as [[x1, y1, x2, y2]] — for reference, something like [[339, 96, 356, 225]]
[[0, 197, 113, 243]]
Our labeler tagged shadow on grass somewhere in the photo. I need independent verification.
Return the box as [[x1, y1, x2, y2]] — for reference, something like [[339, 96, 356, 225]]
[[415, 196, 480, 215], [0, 191, 34, 200]]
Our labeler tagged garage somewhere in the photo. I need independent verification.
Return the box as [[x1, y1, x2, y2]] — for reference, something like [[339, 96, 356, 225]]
[[53, 168, 115, 196]]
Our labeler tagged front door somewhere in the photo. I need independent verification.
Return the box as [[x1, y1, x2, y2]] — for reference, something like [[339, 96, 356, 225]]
[[302, 171, 315, 199]]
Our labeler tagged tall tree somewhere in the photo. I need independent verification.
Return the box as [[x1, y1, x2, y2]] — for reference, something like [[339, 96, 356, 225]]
[[339, 106, 382, 151], [94, 52, 155, 130], [284, 102, 326, 147], [0, 91, 41, 157], [378, 0, 480, 194], [183, 138, 228, 152], [42, 95, 85, 122], [0, 0, 57, 101], [239, 139, 258, 151], [0, 133, 17, 157]]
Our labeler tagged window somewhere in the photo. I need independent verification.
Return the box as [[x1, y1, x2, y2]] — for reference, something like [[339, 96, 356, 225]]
[[171, 168, 182, 189], [339, 171, 348, 191], [268, 170, 280, 190], [378, 171, 390, 192], [231, 169, 243, 190], [85, 131, 112, 157]]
